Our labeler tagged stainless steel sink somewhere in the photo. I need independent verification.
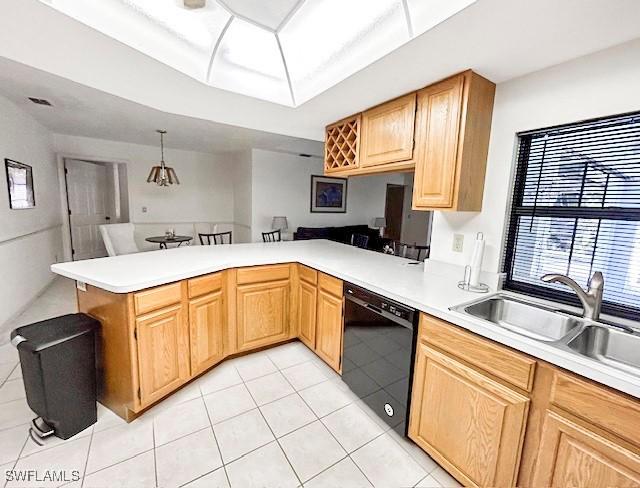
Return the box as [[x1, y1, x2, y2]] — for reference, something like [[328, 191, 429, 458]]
[[458, 295, 582, 342], [451, 292, 640, 378], [567, 325, 640, 376]]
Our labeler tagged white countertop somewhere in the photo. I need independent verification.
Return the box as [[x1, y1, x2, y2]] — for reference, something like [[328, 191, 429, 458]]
[[51, 240, 640, 399]]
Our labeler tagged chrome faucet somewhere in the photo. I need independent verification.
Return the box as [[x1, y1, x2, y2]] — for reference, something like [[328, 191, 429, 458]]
[[541, 271, 604, 321]]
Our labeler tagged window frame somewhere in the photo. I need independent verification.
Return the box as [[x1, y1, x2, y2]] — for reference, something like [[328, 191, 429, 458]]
[[503, 112, 640, 321]]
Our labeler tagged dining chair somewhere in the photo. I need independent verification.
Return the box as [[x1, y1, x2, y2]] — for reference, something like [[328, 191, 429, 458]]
[[99, 223, 140, 257], [262, 229, 281, 242], [199, 231, 232, 245], [350, 233, 369, 249], [396, 242, 430, 261]]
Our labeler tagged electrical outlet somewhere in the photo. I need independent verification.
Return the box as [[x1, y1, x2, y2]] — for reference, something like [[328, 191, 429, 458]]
[[452, 234, 464, 253]]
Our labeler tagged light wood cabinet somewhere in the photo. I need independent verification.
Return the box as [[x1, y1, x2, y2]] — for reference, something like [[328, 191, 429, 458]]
[[412, 313, 640, 488], [324, 115, 361, 173], [297, 280, 317, 349], [236, 279, 290, 352], [360, 93, 416, 168], [135, 304, 190, 408], [412, 71, 495, 211], [531, 410, 640, 487], [77, 264, 340, 420], [315, 287, 343, 373], [189, 290, 225, 376], [409, 341, 529, 487]]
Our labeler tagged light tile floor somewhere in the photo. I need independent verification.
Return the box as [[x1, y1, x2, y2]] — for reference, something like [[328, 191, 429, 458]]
[[0, 278, 462, 488]]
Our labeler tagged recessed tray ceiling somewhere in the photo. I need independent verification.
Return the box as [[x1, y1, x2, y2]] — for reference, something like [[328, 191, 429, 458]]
[[37, 0, 476, 107]]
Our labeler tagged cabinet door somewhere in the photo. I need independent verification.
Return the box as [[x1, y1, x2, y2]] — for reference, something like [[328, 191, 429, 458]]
[[315, 290, 343, 372], [136, 304, 189, 408], [360, 93, 416, 167], [236, 279, 290, 352], [412, 75, 464, 209], [409, 343, 529, 487], [532, 411, 640, 488], [297, 280, 317, 349], [189, 291, 225, 376]]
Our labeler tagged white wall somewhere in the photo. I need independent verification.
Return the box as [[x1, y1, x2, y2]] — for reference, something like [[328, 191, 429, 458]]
[[429, 39, 640, 273], [0, 94, 63, 327], [250, 149, 404, 242], [231, 150, 252, 243], [52, 134, 237, 249]]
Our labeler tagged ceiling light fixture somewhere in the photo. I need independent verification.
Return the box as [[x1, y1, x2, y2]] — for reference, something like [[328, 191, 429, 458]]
[[147, 130, 180, 186], [183, 0, 206, 9]]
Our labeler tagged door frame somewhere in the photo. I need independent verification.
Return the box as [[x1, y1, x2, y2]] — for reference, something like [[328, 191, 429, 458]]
[[57, 153, 130, 262], [384, 183, 406, 241]]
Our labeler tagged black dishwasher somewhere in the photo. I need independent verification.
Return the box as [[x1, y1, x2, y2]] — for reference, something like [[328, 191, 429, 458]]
[[343, 283, 419, 434]]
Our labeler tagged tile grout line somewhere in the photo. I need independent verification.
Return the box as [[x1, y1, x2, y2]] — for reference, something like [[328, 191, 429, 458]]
[[238, 365, 305, 487], [151, 420, 158, 488], [2, 434, 29, 488], [79, 425, 95, 488], [201, 392, 232, 488]]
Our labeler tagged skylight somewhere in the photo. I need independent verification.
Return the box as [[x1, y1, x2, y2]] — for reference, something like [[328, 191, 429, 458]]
[[39, 0, 476, 107]]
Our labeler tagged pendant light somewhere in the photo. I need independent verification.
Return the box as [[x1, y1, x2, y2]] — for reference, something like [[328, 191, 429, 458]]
[[146, 130, 180, 186]]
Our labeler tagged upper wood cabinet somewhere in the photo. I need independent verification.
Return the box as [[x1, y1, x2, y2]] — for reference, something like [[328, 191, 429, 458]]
[[360, 93, 416, 168], [412, 71, 495, 211], [409, 341, 529, 487], [324, 114, 361, 173], [323, 70, 495, 210], [135, 303, 190, 408]]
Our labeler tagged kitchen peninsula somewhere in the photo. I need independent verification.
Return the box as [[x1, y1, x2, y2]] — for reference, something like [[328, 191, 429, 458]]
[[52, 239, 640, 487]]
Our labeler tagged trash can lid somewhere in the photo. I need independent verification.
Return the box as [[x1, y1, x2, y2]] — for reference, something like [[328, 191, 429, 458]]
[[10, 313, 99, 352]]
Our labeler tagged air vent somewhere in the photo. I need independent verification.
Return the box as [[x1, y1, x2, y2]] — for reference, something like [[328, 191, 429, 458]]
[[28, 97, 53, 106], [183, 0, 206, 8]]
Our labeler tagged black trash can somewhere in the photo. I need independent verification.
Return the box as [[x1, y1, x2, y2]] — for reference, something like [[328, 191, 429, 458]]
[[10, 313, 100, 440]]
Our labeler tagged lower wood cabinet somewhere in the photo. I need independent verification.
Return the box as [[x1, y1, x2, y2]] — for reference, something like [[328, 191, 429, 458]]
[[297, 280, 317, 349], [236, 278, 290, 352], [188, 290, 225, 376], [135, 303, 190, 408], [531, 410, 640, 487], [315, 288, 343, 372], [411, 312, 640, 488], [409, 341, 529, 487]]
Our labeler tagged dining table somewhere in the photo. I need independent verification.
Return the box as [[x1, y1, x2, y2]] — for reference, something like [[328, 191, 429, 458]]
[[145, 235, 193, 250]]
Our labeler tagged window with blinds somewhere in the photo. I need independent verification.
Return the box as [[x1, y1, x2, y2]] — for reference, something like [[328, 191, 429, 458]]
[[504, 111, 640, 319]]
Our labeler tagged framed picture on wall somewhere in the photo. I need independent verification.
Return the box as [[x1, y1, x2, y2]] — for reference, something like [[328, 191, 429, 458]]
[[5, 159, 35, 209], [310, 175, 347, 213]]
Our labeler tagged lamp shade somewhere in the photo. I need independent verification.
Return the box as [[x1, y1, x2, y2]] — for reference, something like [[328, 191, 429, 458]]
[[373, 217, 386, 228], [272, 216, 288, 231]]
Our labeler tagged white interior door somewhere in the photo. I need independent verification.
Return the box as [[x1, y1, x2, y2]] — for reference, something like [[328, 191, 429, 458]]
[[66, 159, 110, 260]]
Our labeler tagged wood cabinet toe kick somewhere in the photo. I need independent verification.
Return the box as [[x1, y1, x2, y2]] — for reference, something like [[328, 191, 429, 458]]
[[76, 263, 344, 421]]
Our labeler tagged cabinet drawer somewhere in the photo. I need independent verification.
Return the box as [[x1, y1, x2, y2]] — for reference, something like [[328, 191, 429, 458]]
[[134, 282, 182, 316], [318, 273, 343, 297], [550, 371, 640, 447], [420, 314, 536, 392], [237, 264, 290, 285], [298, 265, 318, 285], [188, 272, 223, 299]]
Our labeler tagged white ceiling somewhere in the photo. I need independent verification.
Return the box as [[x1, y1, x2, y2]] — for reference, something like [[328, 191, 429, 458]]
[[35, 0, 476, 106], [0, 57, 324, 156], [0, 0, 639, 143]]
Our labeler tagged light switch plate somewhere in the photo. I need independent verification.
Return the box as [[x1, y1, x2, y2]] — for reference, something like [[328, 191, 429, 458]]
[[452, 234, 464, 253]]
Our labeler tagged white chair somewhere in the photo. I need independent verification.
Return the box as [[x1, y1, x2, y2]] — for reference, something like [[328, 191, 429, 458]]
[[100, 223, 140, 257]]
